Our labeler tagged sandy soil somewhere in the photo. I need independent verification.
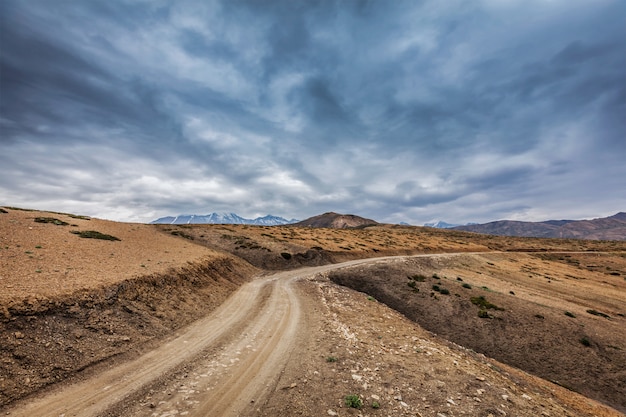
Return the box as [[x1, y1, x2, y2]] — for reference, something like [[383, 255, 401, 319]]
[[1, 207, 625, 416], [5, 257, 622, 417]]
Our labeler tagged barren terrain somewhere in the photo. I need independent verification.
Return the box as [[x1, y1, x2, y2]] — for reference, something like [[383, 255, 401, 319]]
[[1, 207, 626, 416]]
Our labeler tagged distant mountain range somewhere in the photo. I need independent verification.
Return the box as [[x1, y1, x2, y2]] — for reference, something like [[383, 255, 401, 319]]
[[423, 221, 474, 229], [453, 212, 626, 241], [293, 212, 378, 229], [150, 213, 298, 226]]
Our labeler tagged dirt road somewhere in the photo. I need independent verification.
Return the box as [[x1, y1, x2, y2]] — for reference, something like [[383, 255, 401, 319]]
[[7, 258, 385, 417], [6, 254, 623, 417]]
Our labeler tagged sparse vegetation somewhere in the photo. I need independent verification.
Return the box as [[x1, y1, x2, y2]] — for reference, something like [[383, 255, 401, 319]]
[[580, 337, 591, 347], [586, 309, 610, 319], [478, 309, 491, 319], [34, 217, 69, 226], [470, 296, 503, 311], [565, 311, 576, 318], [372, 400, 380, 409], [408, 274, 427, 282], [462, 283, 472, 289], [170, 230, 194, 240], [344, 394, 363, 409], [70, 230, 120, 241], [280, 252, 292, 260]]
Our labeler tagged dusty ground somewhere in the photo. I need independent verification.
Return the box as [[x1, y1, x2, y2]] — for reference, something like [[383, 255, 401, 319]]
[[1, 207, 625, 416], [329, 253, 626, 412]]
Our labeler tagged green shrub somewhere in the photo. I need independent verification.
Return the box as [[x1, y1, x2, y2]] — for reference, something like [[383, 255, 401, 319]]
[[462, 283, 472, 289], [344, 394, 363, 409], [326, 356, 338, 363], [580, 337, 591, 347], [34, 217, 68, 226], [70, 230, 120, 241], [439, 288, 450, 295], [565, 311, 576, 318], [478, 309, 491, 318], [470, 296, 503, 310], [372, 401, 380, 409], [407, 281, 417, 288], [409, 274, 427, 282], [586, 309, 610, 319]]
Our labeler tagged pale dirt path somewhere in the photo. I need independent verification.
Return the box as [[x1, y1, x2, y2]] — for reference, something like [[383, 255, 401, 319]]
[[5, 257, 406, 417], [6, 253, 618, 417]]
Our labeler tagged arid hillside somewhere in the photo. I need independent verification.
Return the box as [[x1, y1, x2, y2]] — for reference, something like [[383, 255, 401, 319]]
[[454, 212, 626, 240], [1, 206, 625, 416]]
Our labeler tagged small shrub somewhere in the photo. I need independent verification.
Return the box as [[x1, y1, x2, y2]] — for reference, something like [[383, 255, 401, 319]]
[[456, 277, 463, 281], [478, 309, 491, 319], [439, 288, 450, 295], [344, 394, 363, 409], [170, 230, 193, 240], [407, 280, 417, 288], [409, 274, 427, 282], [432, 273, 439, 279], [586, 309, 610, 319], [280, 252, 292, 260], [70, 230, 120, 241], [326, 356, 338, 363], [580, 337, 591, 347], [509, 291, 515, 295], [565, 311, 576, 318], [470, 296, 503, 310], [432, 285, 440, 292], [462, 283, 472, 289], [372, 401, 380, 409], [367, 296, 376, 301], [34, 217, 68, 226], [0, 208, 8, 213]]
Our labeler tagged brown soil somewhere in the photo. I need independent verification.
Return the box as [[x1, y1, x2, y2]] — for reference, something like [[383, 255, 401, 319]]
[[1, 207, 625, 416], [329, 253, 626, 412]]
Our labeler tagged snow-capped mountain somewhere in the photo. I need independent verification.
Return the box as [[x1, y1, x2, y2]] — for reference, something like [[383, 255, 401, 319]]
[[150, 212, 298, 226], [424, 221, 462, 229]]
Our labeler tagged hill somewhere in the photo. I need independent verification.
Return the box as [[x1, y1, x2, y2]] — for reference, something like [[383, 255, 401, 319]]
[[454, 212, 626, 240], [2, 206, 625, 416], [293, 212, 378, 228]]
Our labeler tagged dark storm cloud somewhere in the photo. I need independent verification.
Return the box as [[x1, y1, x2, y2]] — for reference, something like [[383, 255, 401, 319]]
[[1, 0, 624, 223]]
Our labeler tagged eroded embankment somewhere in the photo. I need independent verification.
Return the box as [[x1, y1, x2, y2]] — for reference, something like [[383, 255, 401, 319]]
[[329, 255, 626, 413], [0, 256, 257, 408]]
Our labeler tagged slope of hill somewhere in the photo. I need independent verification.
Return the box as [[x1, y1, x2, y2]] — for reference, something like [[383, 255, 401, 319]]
[[2, 206, 626, 416], [293, 212, 378, 228], [454, 212, 626, 240], [151, 212, 298, 225]]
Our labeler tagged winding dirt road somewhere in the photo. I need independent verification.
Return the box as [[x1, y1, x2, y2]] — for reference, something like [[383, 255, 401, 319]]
[[8, 258, 392, 417]]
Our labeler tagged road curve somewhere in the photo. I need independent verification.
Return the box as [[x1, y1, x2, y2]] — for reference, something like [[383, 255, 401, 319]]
[[7, 254, 471, 417]]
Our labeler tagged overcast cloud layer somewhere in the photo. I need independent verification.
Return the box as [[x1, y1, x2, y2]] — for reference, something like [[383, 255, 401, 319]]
[[1, 0, 625, 224]]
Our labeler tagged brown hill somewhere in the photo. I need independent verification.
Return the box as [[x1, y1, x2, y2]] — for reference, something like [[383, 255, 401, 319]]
[[293, 212, 378, 228], [454, 212, 626, 240], [2, 206, 625, 416]]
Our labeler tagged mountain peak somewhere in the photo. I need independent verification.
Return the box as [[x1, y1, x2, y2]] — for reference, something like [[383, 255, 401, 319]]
[[150, 212, 298, 226], [293, 212, 378, 229]]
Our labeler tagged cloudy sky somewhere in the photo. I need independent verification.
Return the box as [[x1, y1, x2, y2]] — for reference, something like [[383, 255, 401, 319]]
[[1, 0, 625, 225]]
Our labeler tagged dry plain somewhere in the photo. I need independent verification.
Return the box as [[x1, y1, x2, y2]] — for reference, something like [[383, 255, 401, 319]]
[[1, 207, 625, 416]]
